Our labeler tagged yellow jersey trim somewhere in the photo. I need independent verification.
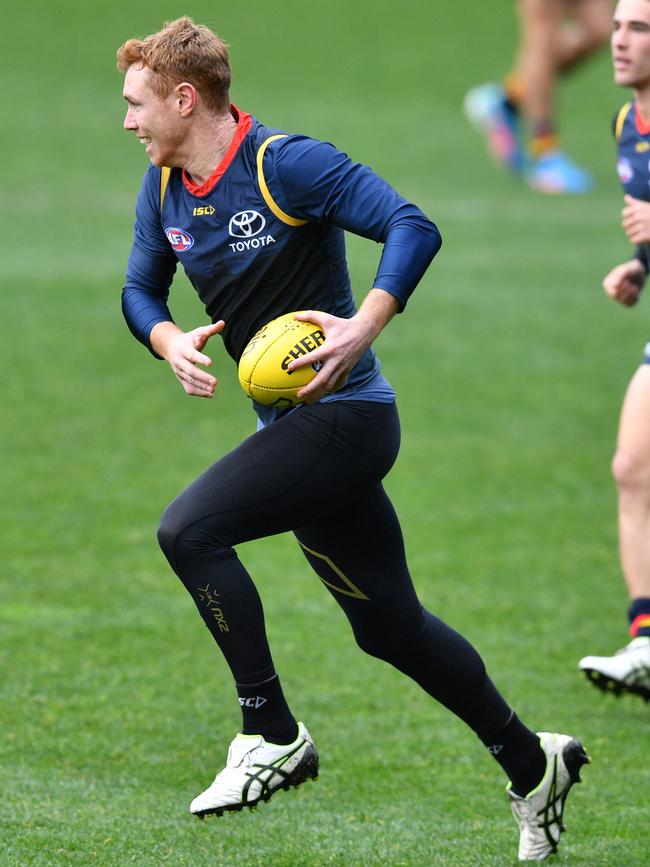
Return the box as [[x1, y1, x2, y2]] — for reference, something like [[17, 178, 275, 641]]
[[160, 166, 171, 210], [256, 135, 308, 227], [615, 102, 632, 142]]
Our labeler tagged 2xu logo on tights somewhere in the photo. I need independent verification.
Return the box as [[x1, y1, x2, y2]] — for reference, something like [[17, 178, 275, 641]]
[[198, 584, 229, 632]]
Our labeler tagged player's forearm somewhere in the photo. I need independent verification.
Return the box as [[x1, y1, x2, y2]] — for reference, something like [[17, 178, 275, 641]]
[[121, 286, 175, 357], [373, 214, 442, 310], [353, 288, 401, 343]]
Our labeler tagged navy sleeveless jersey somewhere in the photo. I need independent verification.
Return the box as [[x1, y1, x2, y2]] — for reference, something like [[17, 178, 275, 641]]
[[122, 107, 442, 422], [615, 100, 650, 269]]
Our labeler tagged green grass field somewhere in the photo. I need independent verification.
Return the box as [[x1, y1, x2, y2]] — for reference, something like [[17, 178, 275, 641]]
[[2, 1, 648, 864]]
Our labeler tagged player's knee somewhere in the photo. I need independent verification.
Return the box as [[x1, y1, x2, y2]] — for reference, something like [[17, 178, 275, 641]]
[[352, 619, 417, 663], [350, 602, 430, 661], [354, 634, 400, 662], [157, 498, 205, 563], [157, 500, 184, 561], [611, 449, 650, 495], [586, 15, 613, 50], [158, 497, 235, 567]]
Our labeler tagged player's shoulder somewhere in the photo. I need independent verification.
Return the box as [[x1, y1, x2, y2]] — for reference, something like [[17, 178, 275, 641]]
[[250, 125, 346, 203], [266, 136, 346, 186], [250, 117, 335, 159]]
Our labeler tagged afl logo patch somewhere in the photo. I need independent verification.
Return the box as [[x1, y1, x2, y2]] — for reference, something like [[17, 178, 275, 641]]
[[165, 227, 195, 252], [617, 158, 633, 184], [229, 209, 266, 238]]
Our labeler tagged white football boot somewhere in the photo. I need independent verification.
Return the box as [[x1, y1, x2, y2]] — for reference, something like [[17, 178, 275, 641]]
[[579, 636, 650, 701], [190, 721, 318, 818], [508, 732, 590, 862]]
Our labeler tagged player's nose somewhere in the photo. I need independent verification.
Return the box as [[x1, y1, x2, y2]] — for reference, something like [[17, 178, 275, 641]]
[[123, 109, 137, 131]]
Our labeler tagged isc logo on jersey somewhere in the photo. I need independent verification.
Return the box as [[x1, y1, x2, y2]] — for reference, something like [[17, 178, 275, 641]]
[[165, 227, 195, 252], [228, 210, 275, 254]]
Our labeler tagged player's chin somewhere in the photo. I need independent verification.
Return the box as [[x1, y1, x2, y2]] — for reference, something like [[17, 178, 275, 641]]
[[147, 148, 172, 168], [614, 70, 636, 88]]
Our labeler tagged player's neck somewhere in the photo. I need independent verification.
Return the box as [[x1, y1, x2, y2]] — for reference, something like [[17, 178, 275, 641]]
[[184, 111, 238, 186], [635, 88, 650, 126]]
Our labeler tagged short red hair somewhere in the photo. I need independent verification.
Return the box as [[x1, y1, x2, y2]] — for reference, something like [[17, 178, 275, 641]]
[[117, 17, 231, 113]]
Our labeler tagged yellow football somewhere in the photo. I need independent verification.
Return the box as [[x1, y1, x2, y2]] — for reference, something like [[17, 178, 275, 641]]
[[238, 311, 326, 406]]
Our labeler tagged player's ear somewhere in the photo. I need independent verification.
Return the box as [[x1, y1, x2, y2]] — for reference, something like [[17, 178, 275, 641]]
[[176, 82, 197, 116]]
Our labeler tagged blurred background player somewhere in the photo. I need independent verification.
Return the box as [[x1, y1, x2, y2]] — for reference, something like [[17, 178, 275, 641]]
[[464, 0, 611, 194], [579, 0, 650, 700]]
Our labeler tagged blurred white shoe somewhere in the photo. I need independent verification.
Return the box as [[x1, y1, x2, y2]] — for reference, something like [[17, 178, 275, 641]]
[[579, 636, 650, 701]]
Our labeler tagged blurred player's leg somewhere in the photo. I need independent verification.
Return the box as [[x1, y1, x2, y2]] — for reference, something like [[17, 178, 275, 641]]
[[579, 364, 650, 699], [464, 82, 524, 172], [514, 0, 594, 193], [556, 0, 612, 72], [465, 0, 609, 193]]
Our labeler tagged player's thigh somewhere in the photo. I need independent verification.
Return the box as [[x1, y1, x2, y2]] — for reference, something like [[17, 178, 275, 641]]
[[164, 400, 400, 546], [616, 364, 650, 464]]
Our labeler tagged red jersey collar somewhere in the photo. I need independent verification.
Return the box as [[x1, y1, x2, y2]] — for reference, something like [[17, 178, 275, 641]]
[[182, 105, 252, 197], [635, 101, 650, 136]]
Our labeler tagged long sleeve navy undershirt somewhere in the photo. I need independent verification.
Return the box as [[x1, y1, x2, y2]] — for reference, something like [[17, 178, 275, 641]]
[[122, 132, 441, 351]]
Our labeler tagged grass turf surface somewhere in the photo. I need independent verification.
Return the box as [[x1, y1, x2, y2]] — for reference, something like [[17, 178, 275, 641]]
[[1, 0, 648, 864]]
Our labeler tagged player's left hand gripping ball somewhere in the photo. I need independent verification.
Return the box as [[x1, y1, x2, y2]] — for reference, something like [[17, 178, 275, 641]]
[[238, 311, 326, 406]]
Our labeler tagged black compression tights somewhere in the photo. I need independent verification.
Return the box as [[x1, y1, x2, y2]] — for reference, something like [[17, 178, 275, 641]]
[[157, 400, 511, 740]]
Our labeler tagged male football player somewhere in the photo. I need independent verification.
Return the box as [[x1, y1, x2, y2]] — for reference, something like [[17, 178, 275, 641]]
[[579, 0, 650, 700], [465, 0, 611, 194], [118, 17, 589, 860]]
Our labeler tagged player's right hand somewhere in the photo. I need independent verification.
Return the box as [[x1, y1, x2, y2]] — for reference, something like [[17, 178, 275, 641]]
[[602, 260, 646, 307], [152, 320, 224, 397]]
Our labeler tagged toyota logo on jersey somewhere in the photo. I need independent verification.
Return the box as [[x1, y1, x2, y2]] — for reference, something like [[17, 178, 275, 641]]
[[165, 227, 195, 252], [229, 210, 266, 238]]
